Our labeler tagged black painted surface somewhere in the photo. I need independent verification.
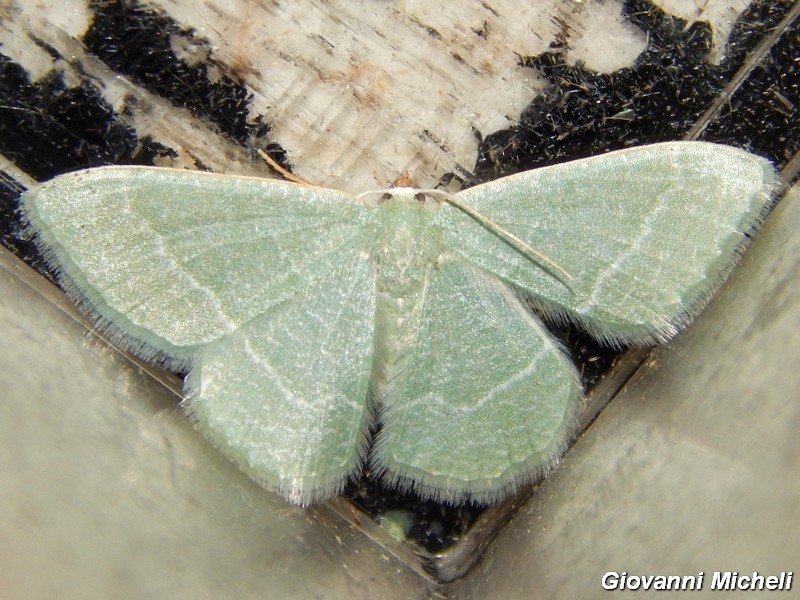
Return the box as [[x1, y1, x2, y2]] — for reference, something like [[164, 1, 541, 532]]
[[83, 0, 254, 144], [474, 0, 795, 181], [705, 12, 800, 164]]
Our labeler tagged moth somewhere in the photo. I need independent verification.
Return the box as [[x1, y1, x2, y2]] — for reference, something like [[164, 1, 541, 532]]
[[20, 142, 775, 505]]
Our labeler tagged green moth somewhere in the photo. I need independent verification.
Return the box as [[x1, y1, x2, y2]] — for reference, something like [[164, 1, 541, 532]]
[[20, 142, 775, 505]]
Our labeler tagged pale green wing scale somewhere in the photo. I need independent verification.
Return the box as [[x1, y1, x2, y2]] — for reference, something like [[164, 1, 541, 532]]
[[437, 142, 776, 345], [20, 141, 777, 505], [22, 167, 376, 504], [186, 253, 376, 504], [22, 167, 371, 365], [372, 255, 580, 503]]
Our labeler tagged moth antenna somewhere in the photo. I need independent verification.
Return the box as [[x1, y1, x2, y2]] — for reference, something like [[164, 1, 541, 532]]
[[424, 189, 574, 287], [356, 189, 389, 201], [257, 148, 314, 186]]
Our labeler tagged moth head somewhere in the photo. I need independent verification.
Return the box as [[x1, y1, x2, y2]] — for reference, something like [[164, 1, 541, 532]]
[[357, 187, 444, 208]]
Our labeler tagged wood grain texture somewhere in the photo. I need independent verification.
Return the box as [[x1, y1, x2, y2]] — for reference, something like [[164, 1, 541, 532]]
[[1, 0, 650, 190]]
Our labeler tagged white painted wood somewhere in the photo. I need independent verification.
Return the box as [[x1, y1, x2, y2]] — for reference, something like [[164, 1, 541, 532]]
[[3, 0, 651, 191]]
